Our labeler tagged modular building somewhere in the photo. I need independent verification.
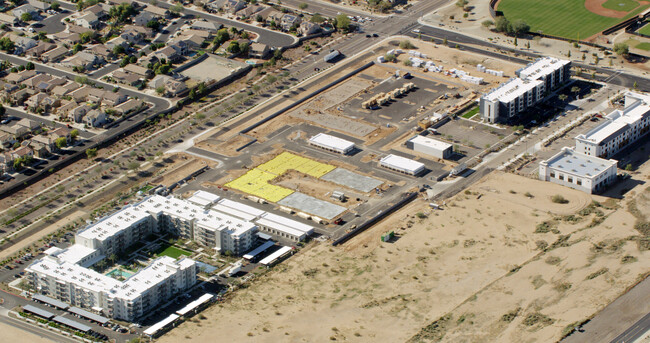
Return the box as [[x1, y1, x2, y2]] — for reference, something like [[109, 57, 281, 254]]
[[575, 91, 650, 159], [379, 154, 425, 176], [255, 212, 314, 242], [308, 133, 355, 155], [539, 147, 618, 193], [406, 135, 453, 159]]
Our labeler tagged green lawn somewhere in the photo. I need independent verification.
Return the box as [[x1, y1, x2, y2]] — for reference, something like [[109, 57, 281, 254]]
[[498, 0, 650, 39], [638, 21, 650, 35], [156, 245, 192, 259], [461, 106, 480, 119], [602, 0, 639, 12], [635, 42, 650, 50]]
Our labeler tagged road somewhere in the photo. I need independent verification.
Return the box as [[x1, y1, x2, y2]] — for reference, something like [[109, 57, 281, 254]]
[[562, 276, 650, 343], [0, 310, 78, 343]]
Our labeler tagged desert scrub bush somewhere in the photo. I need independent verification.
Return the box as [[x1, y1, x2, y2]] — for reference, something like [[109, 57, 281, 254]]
[[586, 267, 608, 280], [551, 194, 569, 204], [535, 220, 559, 234], [621, 255, 638, 263], [501, 307, 521, 322], [407, 314, 452, 342], [415, 212, 427, 219], [524, 192, 534, 198], [554, 282, 572, 292], [536, 240, 549, 250], [545, 256, 562, 265], [522, 312, 555, 326], [531, 275, 546, 289]]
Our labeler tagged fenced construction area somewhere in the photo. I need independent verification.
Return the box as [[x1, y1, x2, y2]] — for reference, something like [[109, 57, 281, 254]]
[[497, 0, 650, 39]]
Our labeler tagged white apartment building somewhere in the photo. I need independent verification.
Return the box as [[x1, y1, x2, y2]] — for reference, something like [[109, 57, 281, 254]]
[[26, 254, 196, 321], [575, 92, 650, 159], [480, 57, 571, 123], [539, 147, 618, 193]]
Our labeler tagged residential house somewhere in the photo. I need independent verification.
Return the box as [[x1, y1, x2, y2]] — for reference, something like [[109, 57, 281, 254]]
[[85, 4, 107, 19], [123, 64, 152, 77], [12, 4, 37, 19], [16, 118, 41, 133], [41, 96, 60, 110], [61, 51, 102, 69], [153, 46, 180, 62], [120, 29, 144, 44], [235, 5, 262, 18], [8, 34, 37, 54], [89, 44, 114, 60], [0, 124, 29, 140], [0, 153, 13, 174], [29, 141, 49, 158], [105, 37, 128, 52], [84, 109, 107, 127], [205, 0, 227, 13], [25, 41, 56, 58], [0, 13, 18, 25], [298, 21, 320, 36], [11, 146, 33, 162], [21, 74, 52, 89], [148, 75, 187, 96], [27, 0, 50, 11], [107, 0, 137, 6], [111, 70, 141, 86], [67, 24, 94, 34], [256, 7, 275, 21], [280, 14, 301, 31], [190, 21, 221, 32], [0, 133, 14, 148], [69, 104, 92, 123], [32, 134, 57, 153], [182, 29, 212, 40], [248, 42, 269, 58], [133, 11, 155, 27], [76, 12, 100, 29], [53, 32, 81, 46], [224, 0, 246, 14], [41, 46, 70, 62], [49, 127, 71, 145], [70, 85, 91, 102], [122, 25, 153, 38], [266, 10, 284, 26], [9, 88, 34, 105], [5, 70, 37, 84], [25, 92, 48, 110], [55, 100, 77, 119], [101, 91, 127, 107], [143, 5, 169, 18], [114, 98, 143, 115], [171, 34, 205, 51], [86, 87, 105, 103]]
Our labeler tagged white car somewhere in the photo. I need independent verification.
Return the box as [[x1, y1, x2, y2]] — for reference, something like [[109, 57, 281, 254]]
[[413, 29, 421, 33], [28, 27, 35, 33]]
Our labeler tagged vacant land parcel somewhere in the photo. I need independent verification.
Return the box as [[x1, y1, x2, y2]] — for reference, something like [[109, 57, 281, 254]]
[[498, 0, 650, 39]]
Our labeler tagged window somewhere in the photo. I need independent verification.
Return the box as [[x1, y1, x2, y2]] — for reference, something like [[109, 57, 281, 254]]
[[550, 172, 555, 178], [559, 174, 564, 181], [577, 179, 582, 186], [567, 177, 573, 183]]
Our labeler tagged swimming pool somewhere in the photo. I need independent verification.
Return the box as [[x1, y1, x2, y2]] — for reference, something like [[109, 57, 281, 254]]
[[106, 268, 133, 278]]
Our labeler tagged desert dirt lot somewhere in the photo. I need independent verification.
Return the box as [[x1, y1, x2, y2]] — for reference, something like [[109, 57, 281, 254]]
[[0, 320, 56, 343], [160, 169, 650, 343]]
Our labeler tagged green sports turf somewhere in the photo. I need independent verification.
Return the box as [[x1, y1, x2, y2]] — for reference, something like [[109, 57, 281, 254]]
[[638, 21, 650, 35], [461, 106, 479, 119], [498, 0, 650, 39], [635, 42, 650, 50], [156, 245, 192, 259], [602, 0, 639, 12]]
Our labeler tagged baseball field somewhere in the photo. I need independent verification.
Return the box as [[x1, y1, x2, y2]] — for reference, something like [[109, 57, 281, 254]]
[[497, 0, 650, 39]]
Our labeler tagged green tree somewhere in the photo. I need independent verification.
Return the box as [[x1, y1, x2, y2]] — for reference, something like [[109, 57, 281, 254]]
[[127, 161, 140, 171], [299, 2, 308, 9], [21, 12, 32, 22], [112, 45, 125, 55], [70, 129, 79, 140], [613, 43, 629, 57], [226, 41, 240, 53], [170, 3, 184, 15], [311, 13, 325, 23], [73, 43, 83, 53], [482, 20, 493, 28], [0, 37, 14, 51], [384, 53, 396, 62], [55, 137, 67, 149], [495, 16, 510, 33], [399, 40, 415, 49], [571, 86, 580, 98], [511, 19, 529, 36], [51, 1, 60, 11], [558, 94, 568, 102], [335, 14, 351, 32], [146, 19, 161, 30], [86, 148, 97, 159], [25, 62, 34, 70], [155, 86, 165, 95]]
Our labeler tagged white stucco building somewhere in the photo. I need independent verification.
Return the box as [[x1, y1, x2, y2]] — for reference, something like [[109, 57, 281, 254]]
[[539, 147, 618, 193]]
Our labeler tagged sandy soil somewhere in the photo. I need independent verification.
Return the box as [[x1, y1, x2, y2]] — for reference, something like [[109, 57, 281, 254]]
[[150, 156, 209, 188], [273, 170, 367, 207], [0, 320, 56, 343], [159, 170, 650, 343]]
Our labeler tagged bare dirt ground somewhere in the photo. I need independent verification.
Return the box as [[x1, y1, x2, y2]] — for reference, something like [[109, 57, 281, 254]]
[[0, 320, 55, 343], [273, 170, 367, 207], [150, 156, 210, 188], [160, 169, 650, 343]]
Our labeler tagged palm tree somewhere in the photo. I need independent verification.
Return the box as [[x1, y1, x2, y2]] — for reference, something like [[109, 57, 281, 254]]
[[558, 94, 568, 102], [571, 86, 580, 99]]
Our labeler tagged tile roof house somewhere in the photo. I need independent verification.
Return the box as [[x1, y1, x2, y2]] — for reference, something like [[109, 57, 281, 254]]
[[16, 118, 41, 132], [53, 32, 81, 46], [25, 41, 56, 57], [76, 12, 100, 29], [27, 0, 50, 11], [133, 11, 155, 27], [49, 127, 71, 144], [101, 91, 127, 107], [84, 109, 107, 127], [152, 46, 180, 62], [123, 64, 152, 77], [111, 70, 141, 86], [21, 74, 52, 89], [190, 21, 221, 32], [12, 4, 37, 19], [280, 14, 301, 31], [89, 44, 114, 60], [5, 70, 37, 84], [248, 42, 269, 58], [298, 21, 320, 36], [223, 0, 246, 14], [41, 46, 70, 63], [69, 103, 92, 123], [114, 98, 143, 115]]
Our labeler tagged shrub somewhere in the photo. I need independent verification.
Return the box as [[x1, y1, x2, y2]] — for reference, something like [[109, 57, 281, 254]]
[[551, 194, 569, 204]]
